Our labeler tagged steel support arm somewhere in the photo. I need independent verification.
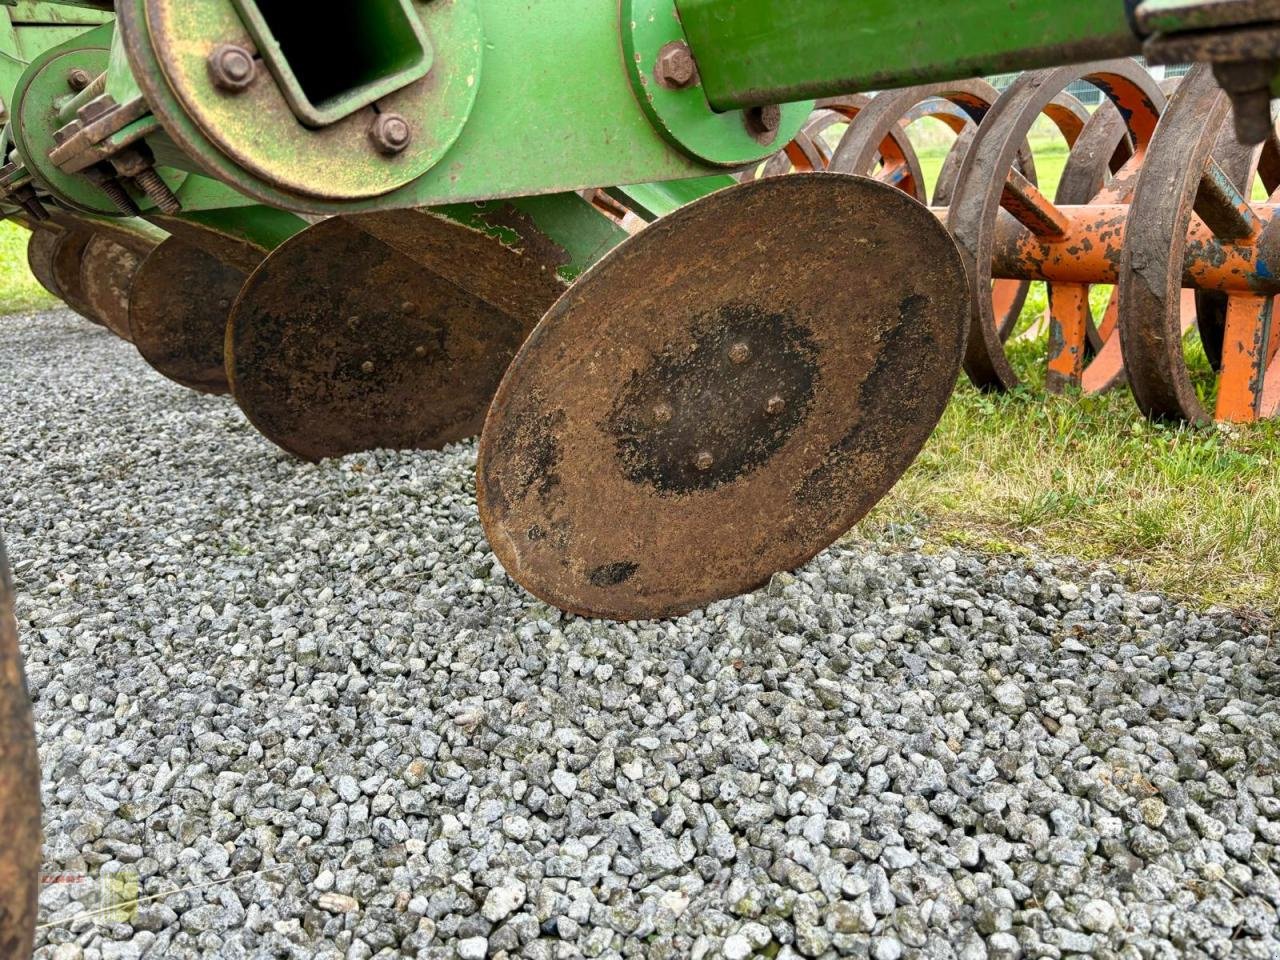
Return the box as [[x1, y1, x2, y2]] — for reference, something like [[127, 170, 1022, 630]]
[[675, 0, 1144, 111]]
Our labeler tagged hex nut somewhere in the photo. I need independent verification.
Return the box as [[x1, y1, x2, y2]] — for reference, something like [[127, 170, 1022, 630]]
[[369, 113, 413, 156], [743, 105, 782, 145], [208, 45, 257, 93], [654, 42, 698, 90]]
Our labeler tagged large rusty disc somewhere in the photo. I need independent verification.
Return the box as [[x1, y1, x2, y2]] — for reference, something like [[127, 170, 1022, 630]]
[[27, 227, 66, 301], [227, 211, 568, 461], [129, 237, 246, 395], [50, 226, 108, 327], [0, 537, 41, 960], [477, 175, 970, 621], [80, 231, 155, 343]]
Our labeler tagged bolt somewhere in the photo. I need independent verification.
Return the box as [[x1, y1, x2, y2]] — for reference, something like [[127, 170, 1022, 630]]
[[208, 44, 257, 93], [743, 104, 782, 145], [133, 168, 182, 214], [653, 401, 674, 424], [14, 186, 48, 223], [66, 68, 94, 92], [84, 167, 139, 215], [22, 198, 50, 222], [729, 342, 751, 365], [369, 113, 412, 156], [694, 450, 714, 472], [654, 41, 698, 90], [766, 395, 785, 415], [415, 345, 428, 358], [361, 360, 375, 374]]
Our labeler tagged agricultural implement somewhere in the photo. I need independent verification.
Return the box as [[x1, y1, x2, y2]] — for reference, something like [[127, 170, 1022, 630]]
[[4, 1, 1280, 949]]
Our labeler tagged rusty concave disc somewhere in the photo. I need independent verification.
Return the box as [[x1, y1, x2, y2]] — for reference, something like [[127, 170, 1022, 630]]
[[477, 174, 971, 621], [50, 227, 107, 328], [130, 237, 245, 395], [227, 212, 567, 462], [227, 211, 568, 465], [27, 227, 65, 302], [81, 232, 154, 343]]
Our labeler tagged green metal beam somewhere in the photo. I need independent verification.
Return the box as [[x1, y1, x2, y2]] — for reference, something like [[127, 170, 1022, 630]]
[[675, 0, 1144, 112]]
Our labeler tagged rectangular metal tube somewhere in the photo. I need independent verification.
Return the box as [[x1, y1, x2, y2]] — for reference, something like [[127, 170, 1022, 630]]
[[675, 0, 1143, 111]]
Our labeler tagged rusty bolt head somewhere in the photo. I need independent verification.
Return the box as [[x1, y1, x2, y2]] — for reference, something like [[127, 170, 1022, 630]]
[[653, 401, 674, 425], [766, 395, 785, 416], [66, 68, 94, 93], [694, 450, 714, 471], [370, 113, 413, 156], [743, 104, 782, 145], [208, 44, 257, 93], [654, 41, 698, 90], [729, 342, 751, 365]]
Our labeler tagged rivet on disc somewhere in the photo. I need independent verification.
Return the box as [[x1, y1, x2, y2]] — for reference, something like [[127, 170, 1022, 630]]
[[694, 450, 714, 471], [361, 360, 375, 374], [653, 401, 674, 424], [729, 342, 751, 365], [415, 345, 428, 358], [766, 395, 786, 415]]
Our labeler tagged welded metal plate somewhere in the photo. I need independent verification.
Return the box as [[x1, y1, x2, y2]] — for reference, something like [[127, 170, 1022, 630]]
[[80, 233, 154, 343], [130, 237, 245, 395], [0, 538, 40, 960], [227, 212, 567, 461], [477, 174, 970, 621], [142, 0, 480, 201]]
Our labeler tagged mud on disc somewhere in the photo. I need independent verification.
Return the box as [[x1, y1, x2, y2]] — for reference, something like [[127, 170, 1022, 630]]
[[227, 212, 567, 462], [130, 237, 245, 395], [80, 231, 154, 343], [477, 174, 971, 621]]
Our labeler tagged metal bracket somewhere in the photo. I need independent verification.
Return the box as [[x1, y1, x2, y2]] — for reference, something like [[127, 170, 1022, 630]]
[[619, 0, 810, 167]]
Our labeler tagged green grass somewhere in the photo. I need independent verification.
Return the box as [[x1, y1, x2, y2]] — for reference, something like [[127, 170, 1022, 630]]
[[0, 220, 58, 314], [880, 135, 1280, 613], [857, 281, 1280, 613], [916, 142, 1068, 201]]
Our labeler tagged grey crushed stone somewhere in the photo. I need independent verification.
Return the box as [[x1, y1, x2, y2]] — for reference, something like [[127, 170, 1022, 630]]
[[4, 311, 1279, 960]]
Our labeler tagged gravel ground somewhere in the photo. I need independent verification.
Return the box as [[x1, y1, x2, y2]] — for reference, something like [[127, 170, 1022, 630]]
[[3, 310, 1279, 960]]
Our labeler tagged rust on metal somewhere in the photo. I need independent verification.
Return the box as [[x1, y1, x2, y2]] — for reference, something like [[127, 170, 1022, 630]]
[[79, 230, 156, 343], [129, 237, 247, 394], [49, 224, 108, 328], [476, 174, 971, 621], [1120, 64, 1280, 423], [0, 537, 41, 960], [227, 209, 568, 461], [826, 79, 1044, 347], [26, 227, 67, 303], [946, 60, 1164, 392]]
